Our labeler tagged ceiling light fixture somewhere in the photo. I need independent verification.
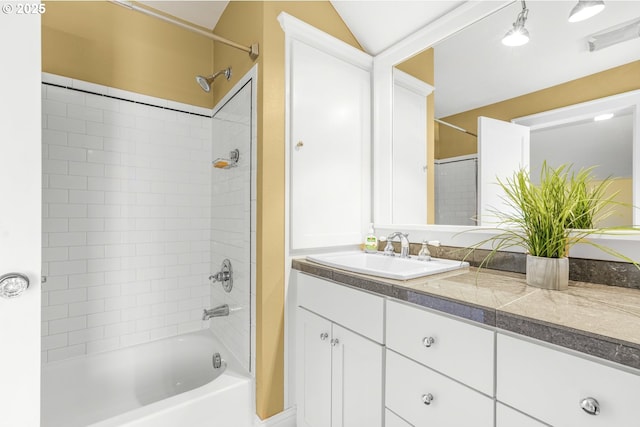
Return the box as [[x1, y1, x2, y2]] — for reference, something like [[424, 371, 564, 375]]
[[502, 0, 530, 47], [588, 17, 640, 52], [568, 0, 605, 23], [594, 113, 614, 121]]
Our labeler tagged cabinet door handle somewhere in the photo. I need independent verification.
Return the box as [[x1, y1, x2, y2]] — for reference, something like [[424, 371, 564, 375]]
[[580, 397, 600, 415], [320, 332, 329, 341], [422, 336, 435, 347], [421, 393, 434, 405], [331, 338, 340, 347]]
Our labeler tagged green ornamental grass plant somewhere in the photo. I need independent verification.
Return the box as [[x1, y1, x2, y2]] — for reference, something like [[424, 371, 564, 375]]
[[469, 162, 636, 269]]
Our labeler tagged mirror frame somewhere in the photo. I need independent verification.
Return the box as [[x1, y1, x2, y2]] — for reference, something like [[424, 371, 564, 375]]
[[371, 0, 640, 261]]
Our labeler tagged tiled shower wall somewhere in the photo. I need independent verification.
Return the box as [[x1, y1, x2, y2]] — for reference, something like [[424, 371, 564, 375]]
[[209, 80, 255, 373], [41, 74, 213, 362], [435, 156, 478, 226]]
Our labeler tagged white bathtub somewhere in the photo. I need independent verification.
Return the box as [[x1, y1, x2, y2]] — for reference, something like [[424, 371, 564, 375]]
[[41, 329, 253, 427]]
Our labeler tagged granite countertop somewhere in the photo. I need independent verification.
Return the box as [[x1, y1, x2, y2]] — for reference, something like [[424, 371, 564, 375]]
[[292, 258, 640, 371]]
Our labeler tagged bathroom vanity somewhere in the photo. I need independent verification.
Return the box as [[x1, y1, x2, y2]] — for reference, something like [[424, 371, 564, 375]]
[[292, 259, 640, 427]]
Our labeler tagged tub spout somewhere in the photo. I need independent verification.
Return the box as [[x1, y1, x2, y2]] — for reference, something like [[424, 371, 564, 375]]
[[203, 304, 229, 320]]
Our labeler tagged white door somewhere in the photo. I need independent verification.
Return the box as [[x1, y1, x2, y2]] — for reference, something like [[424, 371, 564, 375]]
[[392, 72, 429, 224], [0, 10, 42, 427], [296, 308, 332, 427], [332, 324, 383, 427], [290, 39, 371, 250], [477, 116, 530, 225]]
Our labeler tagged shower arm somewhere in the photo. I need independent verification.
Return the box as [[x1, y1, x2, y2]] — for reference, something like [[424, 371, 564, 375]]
[[110, 0, 259, 60]]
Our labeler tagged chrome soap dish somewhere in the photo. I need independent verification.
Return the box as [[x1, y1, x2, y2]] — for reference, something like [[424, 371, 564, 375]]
[[212, 149, 240, 169]]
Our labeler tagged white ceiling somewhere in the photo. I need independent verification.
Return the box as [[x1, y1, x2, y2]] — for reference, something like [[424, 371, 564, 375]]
[[329, 1, 464, 55], [138, 1, 229, 30]]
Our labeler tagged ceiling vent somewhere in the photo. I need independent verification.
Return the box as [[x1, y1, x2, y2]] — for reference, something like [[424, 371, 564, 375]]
[[588, 17, 640, 52]]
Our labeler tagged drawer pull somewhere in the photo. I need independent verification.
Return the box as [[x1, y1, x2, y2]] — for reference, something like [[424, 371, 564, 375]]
[[580, 397, 600, 415], [421, 393, 434, 405], [422, 336, 435, 347], [331, 338, 340, 347], [320, 332, 329, 341]]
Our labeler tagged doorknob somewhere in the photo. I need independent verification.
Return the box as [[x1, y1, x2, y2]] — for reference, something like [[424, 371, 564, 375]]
[[0, 273, 30, 299]]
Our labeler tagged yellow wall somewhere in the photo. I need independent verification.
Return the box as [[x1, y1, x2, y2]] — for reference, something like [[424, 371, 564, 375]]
[[396, 49, 435, 223], [437, 61, 640, 159], [42, 1, 215, 108], [42, 0, 360, 420], [212, 1, 361, 419]]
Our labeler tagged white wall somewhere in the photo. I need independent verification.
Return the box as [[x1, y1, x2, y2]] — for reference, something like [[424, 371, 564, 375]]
[[41, 75, 213, 362], [210, 78, 255, 373]]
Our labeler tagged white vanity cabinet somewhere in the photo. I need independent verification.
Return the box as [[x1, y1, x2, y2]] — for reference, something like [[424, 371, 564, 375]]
[[384, 300, 494, 427], [296, 273, 384, 427], [497, 333, 640, 427]]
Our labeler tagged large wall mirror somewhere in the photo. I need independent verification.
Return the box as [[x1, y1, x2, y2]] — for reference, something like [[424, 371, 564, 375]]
[[381, 0, 640, 228]]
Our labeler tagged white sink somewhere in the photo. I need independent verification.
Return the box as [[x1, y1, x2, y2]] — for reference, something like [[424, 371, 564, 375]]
[[307, 251, 468, 280]]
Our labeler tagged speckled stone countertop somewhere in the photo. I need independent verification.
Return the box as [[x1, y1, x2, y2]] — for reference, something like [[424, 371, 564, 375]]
[[292, 258, 640, 371]]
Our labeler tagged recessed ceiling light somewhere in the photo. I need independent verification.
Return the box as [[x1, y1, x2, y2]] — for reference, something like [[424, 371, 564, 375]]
[[594, 113, 614, 121]]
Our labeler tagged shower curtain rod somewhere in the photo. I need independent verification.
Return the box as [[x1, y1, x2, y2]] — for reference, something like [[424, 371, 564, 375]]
[[435, 118, 477, 137], [110, 1, 259, 60]]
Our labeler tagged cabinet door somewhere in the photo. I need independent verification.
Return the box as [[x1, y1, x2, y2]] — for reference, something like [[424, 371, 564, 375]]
[[297, 308, 332, 427], [332, 324, 383, 427], [497, 403, 548, 427], [290, 39, 371, 250]]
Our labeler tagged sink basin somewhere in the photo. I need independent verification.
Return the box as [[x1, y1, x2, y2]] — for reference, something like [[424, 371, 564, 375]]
[[307, 251, 468, 280]]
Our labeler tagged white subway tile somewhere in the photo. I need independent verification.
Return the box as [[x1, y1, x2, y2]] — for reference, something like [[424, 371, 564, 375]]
[[43, 99, 66, 117], [43, 247, 68, 262], [87, 231, 123, 245], [49, 316, 87, 334], [46, 85, 85, 104], [49, 145, 87, 162], [87, 149, 121, 165], [42, 304, 68, 321], [103, 111, 135, 128], [86, 94, 120, 112], [149, 326, 177, 341], [49, 204, 88, 219], [87, 311, 121, 328], [104, 244, 136, 258], [41, 321, 49, 336], [43, 159, 69, 175], [120, 331, 150, 347], [49, 174, 88, 190], [68, 326, 105, 345], [68, 272, 104, 288], [43, 276, 68, 291], [88, 257, 121, 273], [69, 190, 105, 205], [68, 133, 104, 150], [48, 232, 86, 247], [68, 103, 103, 123], [49, 287, 87, 305], [43, 189, 68, 204], [68, 161, 105, 177], [104, 295, 137, 311], [88, 285, 120, 300], [68, 300, 105, 317], [135, 316, 164, 332], [88, 204, 121, 218], [42, 73, 73, 87], [47, 116, 86, 134], [86, 121, 121, 139], [68, 218, 105, 232], [104, 269, 136, 284], [87, 177, 122, 191], [69, 245, 105, 260], [121, 306, 151, 322]]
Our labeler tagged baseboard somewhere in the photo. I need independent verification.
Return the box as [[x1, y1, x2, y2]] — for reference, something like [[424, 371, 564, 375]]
[[254, 407, 296, 427]]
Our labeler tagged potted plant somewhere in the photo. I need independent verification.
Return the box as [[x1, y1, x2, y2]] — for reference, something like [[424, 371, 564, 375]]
[[469, 162, 635, 290]]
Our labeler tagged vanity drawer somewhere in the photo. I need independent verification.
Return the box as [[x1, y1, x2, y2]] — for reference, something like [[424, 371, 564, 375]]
[[386, 299, 494, 395], [386, 350, 494, 427], [497, 333, 640, 427], [297, 272, 384, 343]]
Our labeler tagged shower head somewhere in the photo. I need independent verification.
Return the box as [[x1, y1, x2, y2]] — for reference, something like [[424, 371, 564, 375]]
[[195, 67, 232, 92]]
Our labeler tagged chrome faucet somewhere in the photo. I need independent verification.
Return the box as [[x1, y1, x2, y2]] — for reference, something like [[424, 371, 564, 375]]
[[384, 232, 411, 258], [202, 304, 230, 320]]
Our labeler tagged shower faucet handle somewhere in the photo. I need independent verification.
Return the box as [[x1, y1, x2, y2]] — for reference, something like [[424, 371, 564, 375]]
[[209, 259, 233, 293]]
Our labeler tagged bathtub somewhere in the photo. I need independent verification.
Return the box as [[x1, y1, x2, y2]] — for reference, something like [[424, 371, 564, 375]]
[[41, 329, 253, 427]]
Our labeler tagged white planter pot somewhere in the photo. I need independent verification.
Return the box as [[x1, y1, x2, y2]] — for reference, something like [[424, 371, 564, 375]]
[[526, 255, 569, 291]]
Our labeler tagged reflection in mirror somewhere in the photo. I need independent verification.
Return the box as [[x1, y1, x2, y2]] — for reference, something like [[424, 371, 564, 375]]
[[391, 0, 640, 226]]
